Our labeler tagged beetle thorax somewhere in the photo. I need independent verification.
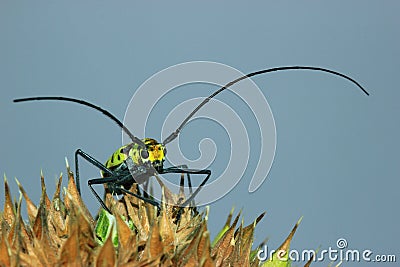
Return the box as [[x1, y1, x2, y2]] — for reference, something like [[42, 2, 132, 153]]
[[143, 138, 166, 172]]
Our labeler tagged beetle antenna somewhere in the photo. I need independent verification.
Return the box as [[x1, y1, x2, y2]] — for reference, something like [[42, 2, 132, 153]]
[[13, 96, 145, 147], [162, 66, 369, 145]]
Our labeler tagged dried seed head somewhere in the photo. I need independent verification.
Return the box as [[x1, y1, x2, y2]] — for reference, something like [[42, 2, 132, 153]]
[[0, 173, 303, 267]]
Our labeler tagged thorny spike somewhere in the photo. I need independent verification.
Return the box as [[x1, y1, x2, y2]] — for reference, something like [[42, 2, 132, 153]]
[[297, 216, 304, 225], [257, 237, 269, 249], [255, 212, 266, 225], [205, 206, 210, 221], [161, 186, 167, 212], [65, 157, 70, 170], [18, 191, 22, 211], [277, 216, 303, 253], [3, 174, 15, 223]]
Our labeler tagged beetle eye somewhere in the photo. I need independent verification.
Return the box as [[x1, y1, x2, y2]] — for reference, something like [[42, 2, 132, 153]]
[[140, 149, 149, 159]]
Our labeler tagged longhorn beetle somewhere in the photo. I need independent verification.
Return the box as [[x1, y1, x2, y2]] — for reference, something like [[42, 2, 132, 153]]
[[14, 66, 369, 215]]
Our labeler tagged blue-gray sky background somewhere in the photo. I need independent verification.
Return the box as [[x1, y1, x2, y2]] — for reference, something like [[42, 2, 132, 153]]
[[1, 1, 398, 266]]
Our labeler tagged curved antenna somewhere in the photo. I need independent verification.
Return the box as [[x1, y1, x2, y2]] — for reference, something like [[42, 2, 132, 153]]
[[162, 66, 369, 144], [13, 96, 146, 147]]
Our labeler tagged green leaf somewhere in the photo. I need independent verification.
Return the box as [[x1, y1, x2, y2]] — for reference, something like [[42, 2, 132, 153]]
[[95, 208, 118, 247]]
